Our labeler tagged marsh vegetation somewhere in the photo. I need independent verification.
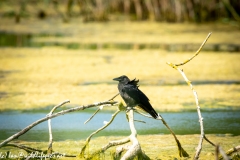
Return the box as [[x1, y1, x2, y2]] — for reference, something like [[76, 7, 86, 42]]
[[0, 1, 240, 159]]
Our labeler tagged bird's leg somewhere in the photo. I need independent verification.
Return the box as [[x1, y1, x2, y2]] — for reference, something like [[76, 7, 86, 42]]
[[126, 106, 137, 113]]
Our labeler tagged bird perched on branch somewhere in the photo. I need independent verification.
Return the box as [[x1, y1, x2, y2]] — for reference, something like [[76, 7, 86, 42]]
[[113, 75, 158, 119]]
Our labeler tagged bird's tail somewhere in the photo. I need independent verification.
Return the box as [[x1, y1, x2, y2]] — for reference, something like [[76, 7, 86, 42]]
[[150, 109, 159, 119], [138, 105, 159, 119]]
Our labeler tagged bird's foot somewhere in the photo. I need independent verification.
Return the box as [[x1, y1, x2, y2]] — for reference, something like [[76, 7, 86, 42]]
[[126, 107, 131, 113], [126, 107, 136, 113]]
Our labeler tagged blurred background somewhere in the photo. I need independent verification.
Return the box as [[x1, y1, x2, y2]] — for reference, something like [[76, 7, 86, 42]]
[[0, 0, 240, 140], [0, 0, 240, 23]]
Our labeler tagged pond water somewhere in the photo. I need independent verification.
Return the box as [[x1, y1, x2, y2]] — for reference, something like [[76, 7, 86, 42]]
[[0, 110, 239, 141]]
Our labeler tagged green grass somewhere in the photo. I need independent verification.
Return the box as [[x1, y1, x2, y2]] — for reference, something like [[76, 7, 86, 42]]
[[0, 134, 239, 159]]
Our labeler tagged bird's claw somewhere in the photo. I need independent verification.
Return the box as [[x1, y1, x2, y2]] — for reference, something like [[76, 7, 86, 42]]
[[126, 107, 136, 113], [126, 107, 131, 113]]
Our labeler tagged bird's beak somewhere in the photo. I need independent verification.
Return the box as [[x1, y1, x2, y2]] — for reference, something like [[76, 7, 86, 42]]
[[113, 76, 121, 81]]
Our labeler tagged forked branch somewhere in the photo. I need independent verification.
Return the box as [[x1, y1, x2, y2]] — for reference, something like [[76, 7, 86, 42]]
[[79, 109, 121, 157], [167, 33, 215, 160], [47, 100, 70, 153], [84, 93, 119, 124], [135, 110, 189, 157], [120, 109, 142, 159], [0, 100, 117, 148], [83, 105, 150, 160]]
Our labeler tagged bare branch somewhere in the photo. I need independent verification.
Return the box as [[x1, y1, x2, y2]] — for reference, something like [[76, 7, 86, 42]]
[[84, 107, 101, 124], [0, 100, 117, 148], [84, 103, 119, 124], [87, 137, 131, 160], [114, 145, 131, 159], [204, 135, 216, 147], [80, 109, 121, 157], [167, 33, 215, 160], [84, 93, 119, 124], [49, 100, 70, 115], [219, 145, 240, 160], [219, 146, 230, 160], [108, 93, 120, 101], [47, 100, 70, 153], [88, 107, 149, 159], [216, 144, 230, 160], [121, 109, 142, 160], [159, 114, 189, 157], [104, 137, 130, 153], [83, 102, 152, 159], [168, 61, 206, 159], [174, 32, 212, 66], [135, 110, 188, 157]]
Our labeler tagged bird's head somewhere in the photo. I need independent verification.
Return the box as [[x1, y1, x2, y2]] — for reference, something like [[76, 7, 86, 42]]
[[113, 75, 130, 84]]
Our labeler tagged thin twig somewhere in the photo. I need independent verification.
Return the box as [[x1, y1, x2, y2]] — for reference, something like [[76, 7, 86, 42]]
[[167, 33, 215, 160], [84, 93, 119, 124], [134, 119, 146, 123], [159, 114, 189, 157], [47, 100, 70, 153], [135, 110, 189, 157], [0, 100, 117, 148], [175, 32, 212, 66], [80, 109, 121, 157], [84, 108, 101, 124], [204, 135, 216, 146], [108, 93, 120, 101]]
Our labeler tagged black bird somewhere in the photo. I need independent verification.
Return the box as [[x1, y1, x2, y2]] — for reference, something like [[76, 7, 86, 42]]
[[113, 75, 158, 119]]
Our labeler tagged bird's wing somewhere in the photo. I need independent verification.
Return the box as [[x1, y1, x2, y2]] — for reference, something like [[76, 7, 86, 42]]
[[123, 84, 158, 118]]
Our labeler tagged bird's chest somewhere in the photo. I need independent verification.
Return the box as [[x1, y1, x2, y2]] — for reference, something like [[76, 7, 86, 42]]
[[118, 86, 137, 107]]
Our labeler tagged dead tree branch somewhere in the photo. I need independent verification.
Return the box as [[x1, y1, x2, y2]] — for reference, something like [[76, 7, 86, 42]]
[[135, 110, 189, 157], [84, 107, 102, 124], [216, 144, 230, 160], [87, 137, 130, 160], [84, 93, 119, 124], [0, 100, 117, 148], [175, 32, 212, 66], [80, 109, 121, 157], [219, 145, 240, 160], [167, 33, 215, 160], [84, 105, 150, 160], [120, 109, 144, 160], [47, 100, 70, 153], [81, 102, 131, 159]]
